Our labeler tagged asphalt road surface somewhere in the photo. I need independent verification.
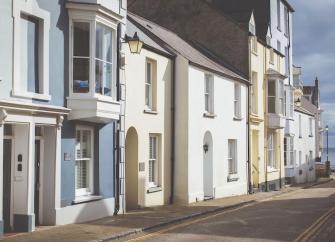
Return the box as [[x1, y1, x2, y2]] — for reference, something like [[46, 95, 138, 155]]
[[122, 181, 335, 242]]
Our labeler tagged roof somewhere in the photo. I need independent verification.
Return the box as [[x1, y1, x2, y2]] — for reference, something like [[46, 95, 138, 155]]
[[303, 86, 314, 95], [126, 20, 171, 56], [128, 0, 250, 78], [128, 12, 248, 83], [295, 96, 318, 116]]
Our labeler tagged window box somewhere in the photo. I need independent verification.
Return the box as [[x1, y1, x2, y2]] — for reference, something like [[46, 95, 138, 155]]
[[144, 109, 158, 115]]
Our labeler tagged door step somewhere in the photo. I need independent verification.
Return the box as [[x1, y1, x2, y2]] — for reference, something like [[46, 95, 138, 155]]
[[204, 196, 213, 201]]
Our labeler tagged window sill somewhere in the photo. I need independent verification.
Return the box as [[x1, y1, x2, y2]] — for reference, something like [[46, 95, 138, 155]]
[[233, 116, 243, 121], [67, 94, 119, 104], [144, 109, 158, 115], [267, 167, 279, 173], [203, 112, 216, 119], [227, 174, 239, 182], [72, 195, 103, 205], [251, 50, 258, 56], [12, 90, 51, 101], [147, 186, 162, 194]]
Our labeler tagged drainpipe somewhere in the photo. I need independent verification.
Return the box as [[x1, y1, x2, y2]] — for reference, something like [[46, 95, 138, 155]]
[[247, 37, 252, 194], [264, 43, 268, 192], [114, 23, 122, 215], [170, 56, 176, 204]]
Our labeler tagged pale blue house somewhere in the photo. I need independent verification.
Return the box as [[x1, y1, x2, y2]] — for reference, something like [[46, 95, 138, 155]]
[[0, 0, 127, 236]]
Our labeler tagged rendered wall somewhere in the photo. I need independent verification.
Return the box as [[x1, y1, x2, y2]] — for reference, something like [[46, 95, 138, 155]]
[[125, 47, 172, 207]]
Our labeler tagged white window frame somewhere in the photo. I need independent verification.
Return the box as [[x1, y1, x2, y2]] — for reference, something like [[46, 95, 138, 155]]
[[68, 10, 118, 101], [277, 0, 281, 31], [234, 83, 241, 118], [309, 118, 313, 137], [148, 134, 159, 188], [145, 59, 157, 110], [269, 48, 275, 64], [228, 139, 238, 174], [251, 36, 258, 54], [290, 90, 294, 118], [268, 79, 284, 115], [299, 114, 302, 138], [204, 73, 214, 114], [12, 0, 50, 101], [267, 132, 276, 169], [284, 136, 294, 167], [251, 72, 258, 115], [284, 6, 289, 36], [75, 125, 94, 197]]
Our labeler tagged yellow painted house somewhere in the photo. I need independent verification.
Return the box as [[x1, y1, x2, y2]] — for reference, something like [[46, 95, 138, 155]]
[[249, 32, 286, 192]]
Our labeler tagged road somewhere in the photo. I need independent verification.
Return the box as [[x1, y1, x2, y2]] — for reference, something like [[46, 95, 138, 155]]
[[122, 181, 335, 242]]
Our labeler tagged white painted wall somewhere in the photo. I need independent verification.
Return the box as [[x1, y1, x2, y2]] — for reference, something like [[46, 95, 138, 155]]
[[293, 111, 316, 183], [175, 65, 248, 204]]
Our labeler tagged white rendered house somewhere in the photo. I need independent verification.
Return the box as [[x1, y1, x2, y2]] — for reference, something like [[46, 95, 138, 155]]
[[129, 13, 249, 204]]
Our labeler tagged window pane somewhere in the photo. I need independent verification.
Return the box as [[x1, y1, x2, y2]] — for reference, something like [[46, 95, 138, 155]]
[[76, 160, 88, 189], [73, 22, 90, 57], [96, 24, 113, 62], [73, 58, 90, 93], [95, 60, 112, 96], [20, 14, 40, 94]]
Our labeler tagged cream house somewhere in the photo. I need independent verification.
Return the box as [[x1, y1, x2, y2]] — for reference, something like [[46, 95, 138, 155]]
[[124, 18, 173, 209]]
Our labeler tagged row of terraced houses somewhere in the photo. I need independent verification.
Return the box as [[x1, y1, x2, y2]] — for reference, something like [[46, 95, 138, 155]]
[[0, 0, 324, 236]]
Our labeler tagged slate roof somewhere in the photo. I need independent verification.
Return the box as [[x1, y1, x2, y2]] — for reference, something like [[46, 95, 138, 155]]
[[128, 12, 248, 84], [126, 20, 171, 56], [295, 96, 318, 116], [128, 0, 250, 78]]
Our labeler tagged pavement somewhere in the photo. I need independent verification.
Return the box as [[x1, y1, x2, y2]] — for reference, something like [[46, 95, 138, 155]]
[[2, 177, 333, 242], [122, 178, 335, 242]]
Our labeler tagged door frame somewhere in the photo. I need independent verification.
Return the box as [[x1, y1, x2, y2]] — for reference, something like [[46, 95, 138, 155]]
[[34, 135, 44, 226], [3, 135, 14, 231]]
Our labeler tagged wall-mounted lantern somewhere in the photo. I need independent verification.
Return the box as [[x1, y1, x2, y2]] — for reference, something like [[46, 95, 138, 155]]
[[125, 32, 143, 54], [203, 144, 209, 153]]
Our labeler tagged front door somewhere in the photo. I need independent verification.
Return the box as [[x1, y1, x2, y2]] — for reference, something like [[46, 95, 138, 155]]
[[252, 131, 259, 188], [3, 139, 12, 232], [34, 140, 41, 226]]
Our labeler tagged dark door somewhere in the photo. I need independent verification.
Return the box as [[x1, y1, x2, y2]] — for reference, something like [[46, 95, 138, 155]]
[[34, 140, 40, 226], [3, 139, 12, 232]]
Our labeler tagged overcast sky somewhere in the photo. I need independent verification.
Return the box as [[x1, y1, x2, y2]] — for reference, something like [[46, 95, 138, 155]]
[[290, 0, 335, 148]]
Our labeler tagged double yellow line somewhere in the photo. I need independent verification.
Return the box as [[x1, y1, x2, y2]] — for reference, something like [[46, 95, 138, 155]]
[[293, 205, 335, 242]]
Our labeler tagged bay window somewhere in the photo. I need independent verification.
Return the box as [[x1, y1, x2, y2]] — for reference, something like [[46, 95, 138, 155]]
[[268, 79, 284, 115], [71, 19, 116, 99], [75, 126, 94, 197]]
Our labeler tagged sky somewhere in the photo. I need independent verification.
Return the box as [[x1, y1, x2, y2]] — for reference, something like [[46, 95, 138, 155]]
[[290, 0, 335, 148]]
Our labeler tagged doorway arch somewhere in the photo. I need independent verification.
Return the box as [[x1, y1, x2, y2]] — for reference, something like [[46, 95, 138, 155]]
[[125, 127, 139, 210], [203, 131, 214, 199]]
